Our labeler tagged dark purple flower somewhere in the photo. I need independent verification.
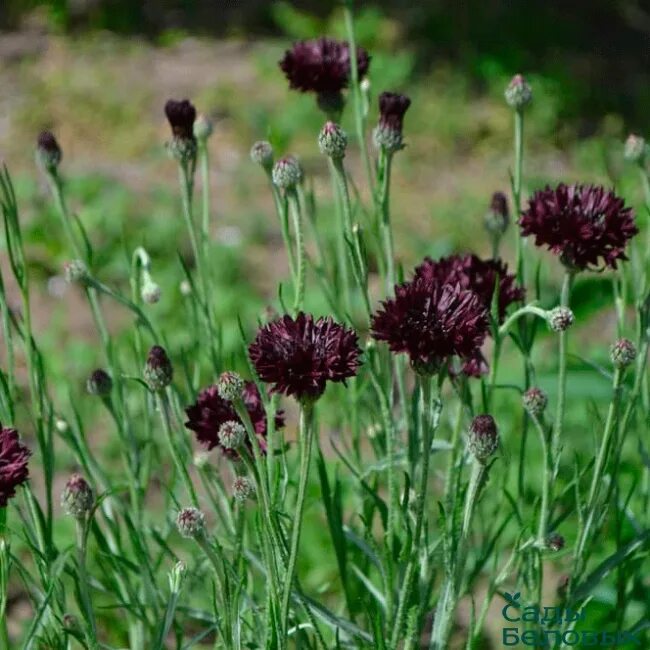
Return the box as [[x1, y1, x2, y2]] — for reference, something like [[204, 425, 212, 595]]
[[249, 312, 362, 401], [378, 92, 411, 134], [414, 254, 524, 322], [279, 37, 370, 96], [185, 381, 283, 459], [519, 184, 638, 270], [164, 99, 197, 141], [371, 280, 488, 374], [0, 426, 31, 507], [36, 130, 62, 171]]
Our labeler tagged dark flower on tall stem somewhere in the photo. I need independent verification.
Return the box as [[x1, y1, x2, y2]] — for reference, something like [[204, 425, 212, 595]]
[[371, 280, 488, 375], [36, 131, 62, 171], [484, 191, 510, 236], [519, 184, 638, 270], [164, 99, 197, 140], [279, 38, 370, 118], [185, 382, 283, 459], [249, 312, 362, 401], [0, 426, 31, 507], [414, 254, 524, 322], [373, 92, 411, 152]]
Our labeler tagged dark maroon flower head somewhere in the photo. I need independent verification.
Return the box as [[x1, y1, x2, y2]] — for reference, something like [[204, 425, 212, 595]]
[[279, 37, 370, 95], [37, 131, 61, 156], [378, 92, 411, 133], [164, 99, 197, 140], [185, 381, 283, 459], [490, 191, 509, 219], [0, 426, 31, 507], [249, 312, 362, 401], [414, 254, 524, 322], [371, 279, 488, 374], [519, 184, 638, 270]]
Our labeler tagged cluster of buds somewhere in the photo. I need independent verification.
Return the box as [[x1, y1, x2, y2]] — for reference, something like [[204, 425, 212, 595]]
[[144, 345, 173, 391], [61, 474, 94, 519], [468, 414, 499, 463], [504, 74, 532, 110], [86, 369, 113, 397]]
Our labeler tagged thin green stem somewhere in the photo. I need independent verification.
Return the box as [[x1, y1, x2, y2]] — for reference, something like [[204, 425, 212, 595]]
[[531, 414, 550, 545], [280, 402, 314, 639], [378, 149, 395, 293], [513, 109, 525, 283], [199, 143, 211, 256], [158, 391, 199, 508], [287, 190, 306, 315], [76, 518, 98, 650], [0, 508, 9, 650]]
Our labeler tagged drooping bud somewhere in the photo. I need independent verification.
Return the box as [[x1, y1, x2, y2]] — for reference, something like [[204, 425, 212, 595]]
[[272, 157, 302, 191], [548, 307, 574, 332], [504, 74, 532, 110], [218, 420, 246, 450], [86, 369, 113, 397], [61, 474, 94, 519], [216, 371, 245, 402], [318, 121, 348, 159], [545, 532, 565, 552], [373, 91, 411, 153], [141, 279, 162, 305], [164, 99, 197, 163], [468, 414, 499, 463], [250, 141, 274, 171], [523, 387, 548, 417], [36, 131, 62, 172], [144, 345, 173, 391], [610, 338, 636, 368], [176, 507, 205, 539], [63, 259, 89, 285], [484, 191, 510, 236], [623, 134, 647, 165], [193, 114, 213, 142]]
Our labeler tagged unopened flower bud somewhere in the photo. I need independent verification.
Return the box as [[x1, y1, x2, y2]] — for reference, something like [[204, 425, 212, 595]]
[[165, 99, 197, 163], [548, 306, 574, 332], [318, 121, 348, 159], [87, 369, 112, 397], [217, 371, 244, 402], [484, 191, 510, 236], [468, 414, 499, 463], [193, 114, 213, 142], [61, 474, 94, 519], [63, 259, 89, 285], [169, 561, 187, 592], [523, 387, 548, 417], [546, 532, 565, 552], [176, 507, 205, 539], [272, 157, 301, 190], [610, 338, 636, 368], [36, 131, 62, 172], [504, 74, 532, 109], [218, 420, 246, 450], [55, 418, 69, 433], [144, 345, 173, 391], [373, 91, 411, 153], [141, 279, 161, 304], [232, 476, 255, 502], [250, 140, 274, 171], [624, 134, 646, 165]]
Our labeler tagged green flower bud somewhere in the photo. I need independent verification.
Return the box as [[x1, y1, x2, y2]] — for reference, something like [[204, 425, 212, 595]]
[[144, 345, 173, 391], [216, 371, 244, 402], [610, 338, 636, 369], [318, 121, 348, 159], [218, 420, 246, 450], [61, 474, 94, 519], [504, 74, 532, 109], [87, 369, 112, 397], [548, 306, 574, 332], [232, 476, 255, 502], [468, 414, 499, 463], [176, 507, 205, 539]]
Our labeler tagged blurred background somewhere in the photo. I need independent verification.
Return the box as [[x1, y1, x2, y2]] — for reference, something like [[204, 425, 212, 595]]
[[1, 0, 648, 445]]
